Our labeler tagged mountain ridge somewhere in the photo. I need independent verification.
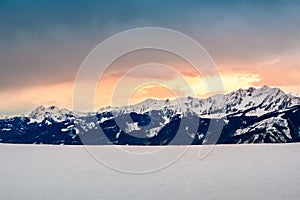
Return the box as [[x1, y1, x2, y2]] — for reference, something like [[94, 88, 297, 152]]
[[26, 85, 300, 119], [1, 85, 300, 145]]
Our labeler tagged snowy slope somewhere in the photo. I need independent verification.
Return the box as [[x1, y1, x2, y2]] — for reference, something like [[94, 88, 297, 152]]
[[0, 144, 300, 200]]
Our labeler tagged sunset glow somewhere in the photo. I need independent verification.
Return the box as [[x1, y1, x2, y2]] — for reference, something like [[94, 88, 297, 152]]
[[1, 1, 300, 115]]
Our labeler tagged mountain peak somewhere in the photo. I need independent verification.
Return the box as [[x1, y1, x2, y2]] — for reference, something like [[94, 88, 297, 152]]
[[261, 85, 271, 89], [0, 114, 8, 119], [93, 85, 300, 117], [29, 106, 73, 123], [23, 86, 300, 121], [2, 85, 300, 145]]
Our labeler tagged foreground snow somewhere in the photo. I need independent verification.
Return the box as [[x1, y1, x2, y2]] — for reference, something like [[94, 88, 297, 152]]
[[0, 144, 299, 199]]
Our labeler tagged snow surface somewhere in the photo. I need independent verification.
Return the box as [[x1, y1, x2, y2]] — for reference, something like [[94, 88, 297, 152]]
[[125, 122, 141, 132], [0, 144, 299, 200]]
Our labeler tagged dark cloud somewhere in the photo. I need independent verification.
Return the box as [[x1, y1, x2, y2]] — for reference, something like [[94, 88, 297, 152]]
[[0, 36, 93, 90], [0, 0, 300, 91]]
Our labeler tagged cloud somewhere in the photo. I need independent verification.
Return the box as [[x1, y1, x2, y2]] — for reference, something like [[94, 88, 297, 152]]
[[0, 81, 74, 115], [251, 51, 300, 87], [1, 0, 300, 114], [0, 36, 94, 91], [1, 0, 300, 91], [129, 85, 181, 103]]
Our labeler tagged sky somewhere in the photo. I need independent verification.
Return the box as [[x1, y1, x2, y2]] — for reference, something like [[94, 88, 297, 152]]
[[0, 0, 300, 115]]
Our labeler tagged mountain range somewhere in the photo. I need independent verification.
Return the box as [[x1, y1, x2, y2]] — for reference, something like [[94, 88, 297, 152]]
[[1, 85, 300, 145]]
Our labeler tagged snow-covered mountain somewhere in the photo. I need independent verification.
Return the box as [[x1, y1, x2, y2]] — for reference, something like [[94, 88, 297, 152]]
[[99, 85, 300, 117], [0, 114, 8, 120], [1, 86, 300, 145], [28, 106, 75, 123]]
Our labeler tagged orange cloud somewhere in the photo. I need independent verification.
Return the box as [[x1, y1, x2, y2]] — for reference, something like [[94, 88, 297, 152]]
[[2, 47, 300, 115], [128, 85, 178, 105], [0, 82, 74, 115]]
